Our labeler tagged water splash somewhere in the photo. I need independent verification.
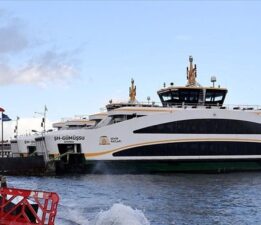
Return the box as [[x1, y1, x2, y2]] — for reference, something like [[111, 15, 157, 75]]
[[56, 203, 149, 225], [92, 203, 150, 225]]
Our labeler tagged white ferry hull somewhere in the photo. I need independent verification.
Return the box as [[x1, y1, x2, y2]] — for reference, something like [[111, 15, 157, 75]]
[[38, 108, 261, 173]]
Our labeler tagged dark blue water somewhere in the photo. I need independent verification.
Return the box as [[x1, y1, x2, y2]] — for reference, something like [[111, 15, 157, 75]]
[[7, 173, 261, 225]]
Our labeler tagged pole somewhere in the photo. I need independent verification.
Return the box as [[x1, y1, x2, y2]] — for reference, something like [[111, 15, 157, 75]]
[[44, 105, 48, 133], [1, 112, 3, 158], [44, 105, 46, 133], [16, 116, 19, 137]]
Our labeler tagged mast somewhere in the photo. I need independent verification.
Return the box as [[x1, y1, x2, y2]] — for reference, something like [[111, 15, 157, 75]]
[[129, 78, 136, 103], [186, 56, 197, 87]]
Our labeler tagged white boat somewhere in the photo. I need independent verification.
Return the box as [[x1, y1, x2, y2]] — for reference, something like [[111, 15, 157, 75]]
[[36, 56, 261, 173], [9, 117, 53, 157], [10, 135, 37, 157]]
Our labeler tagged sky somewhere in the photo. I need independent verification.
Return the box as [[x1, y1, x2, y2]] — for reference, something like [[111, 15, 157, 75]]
[[0, 1, 261, 121]]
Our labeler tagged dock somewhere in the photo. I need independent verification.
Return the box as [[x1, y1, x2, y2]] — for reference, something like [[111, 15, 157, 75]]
[[0, 152, 87, 176]]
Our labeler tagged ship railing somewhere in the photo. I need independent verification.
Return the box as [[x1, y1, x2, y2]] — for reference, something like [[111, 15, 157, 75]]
[[165, 103, 261, 111], [0, 150, 12, 158], [0, 186, 59, 225], [223, 104, 261, 111], [102, 101, 163, 111], [103, 101, 261, 111]]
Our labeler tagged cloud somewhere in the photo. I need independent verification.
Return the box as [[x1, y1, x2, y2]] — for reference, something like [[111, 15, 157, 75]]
[[0, 19, 28, 54], [0, 50, 79, 87], [0, 10, 80, 87]]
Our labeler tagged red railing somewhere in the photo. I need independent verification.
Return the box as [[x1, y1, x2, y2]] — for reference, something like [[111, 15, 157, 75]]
[[0, 187, 59, 225]]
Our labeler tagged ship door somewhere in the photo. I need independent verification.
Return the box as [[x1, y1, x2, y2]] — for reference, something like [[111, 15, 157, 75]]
[[58, 144, 81, 163], [27, 146, 36, 155], [58, 144, 81, 154]]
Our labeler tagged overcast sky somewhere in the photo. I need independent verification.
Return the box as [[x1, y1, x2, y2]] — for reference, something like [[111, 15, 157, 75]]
[[0, 1, 260, 121]]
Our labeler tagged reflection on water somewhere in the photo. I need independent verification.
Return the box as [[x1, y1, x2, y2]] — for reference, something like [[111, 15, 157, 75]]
[[7, 172, 261, 225]]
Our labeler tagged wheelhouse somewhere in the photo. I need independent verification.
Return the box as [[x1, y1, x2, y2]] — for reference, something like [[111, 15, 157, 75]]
[[157, 56, 228, 107], [158, 87, 227, 107]]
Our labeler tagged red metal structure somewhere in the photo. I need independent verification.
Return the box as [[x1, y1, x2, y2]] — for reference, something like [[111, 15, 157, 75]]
[[0, 186, 59, 225]]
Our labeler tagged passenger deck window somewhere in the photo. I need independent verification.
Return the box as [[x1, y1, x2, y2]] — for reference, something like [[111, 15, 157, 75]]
[[134, 119, 261, 134]]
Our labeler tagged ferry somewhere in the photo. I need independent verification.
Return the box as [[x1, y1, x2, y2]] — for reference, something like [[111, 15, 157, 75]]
[[36, 57, 261, 173]]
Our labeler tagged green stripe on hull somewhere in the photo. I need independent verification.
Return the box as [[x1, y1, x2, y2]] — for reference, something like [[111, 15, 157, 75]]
[[54, 154, 261, 174], [84, 160, 261, 174]]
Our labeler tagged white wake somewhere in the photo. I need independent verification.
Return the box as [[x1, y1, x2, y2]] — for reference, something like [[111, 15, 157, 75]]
[[93, 203, 150, 225]]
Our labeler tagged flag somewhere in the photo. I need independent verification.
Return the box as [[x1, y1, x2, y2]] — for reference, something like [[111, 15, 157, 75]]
[[45, 105, 48, 112], [2, 113, 11, 121], [41, 117, 45, 127]]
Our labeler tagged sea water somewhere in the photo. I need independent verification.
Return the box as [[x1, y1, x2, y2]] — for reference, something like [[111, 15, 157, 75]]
[[7, 173, 261, 225]]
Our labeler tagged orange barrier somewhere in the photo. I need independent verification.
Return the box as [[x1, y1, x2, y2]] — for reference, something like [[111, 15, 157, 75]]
[[0, 187, 59, 225]]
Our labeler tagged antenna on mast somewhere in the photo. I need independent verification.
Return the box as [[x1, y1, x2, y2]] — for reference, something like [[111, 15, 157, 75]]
[[129, 78, 136, 103], [186, 56, 197, 87]]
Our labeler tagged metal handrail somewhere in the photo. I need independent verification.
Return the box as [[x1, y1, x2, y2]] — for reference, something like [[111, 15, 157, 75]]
[[48, 151, 74, 162]]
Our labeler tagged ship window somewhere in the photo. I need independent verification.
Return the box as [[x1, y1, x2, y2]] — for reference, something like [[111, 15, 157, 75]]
[[109, 114, 144, 125], [159, 89, 201, 106], [134, 119, 261, 134], [205, 89, 227, 105], [109, 115, 127, 124], [126, 114, 145, 119], [113, 142, 261, 157], [96, 117, 112, 128], [179, 90, 199, 103], [172, 91, 179, 100], [215, 94, 223, 101], [161, 93, 172, 101]]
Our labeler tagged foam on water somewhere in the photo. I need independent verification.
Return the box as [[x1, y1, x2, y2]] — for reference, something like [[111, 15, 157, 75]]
[[57, 203, 149, 225], [57, 205, 89, 225], [92, 203, 150, 225]]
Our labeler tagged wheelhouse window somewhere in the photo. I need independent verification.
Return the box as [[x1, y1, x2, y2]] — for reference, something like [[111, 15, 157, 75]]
[[205, 89, 227, 106], [179, 89, 200, 103], [161, 92, 172, 101], [158, 87, 227, 106], [158, 88, 201, 106]]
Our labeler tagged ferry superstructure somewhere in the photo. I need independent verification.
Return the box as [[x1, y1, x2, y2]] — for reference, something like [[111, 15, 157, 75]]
[[11, 113, 107, 157], [36, 57, 261, 173]]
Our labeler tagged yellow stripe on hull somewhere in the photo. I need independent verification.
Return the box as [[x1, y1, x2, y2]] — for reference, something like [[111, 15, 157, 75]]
[[85, 138, 261, 158]]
